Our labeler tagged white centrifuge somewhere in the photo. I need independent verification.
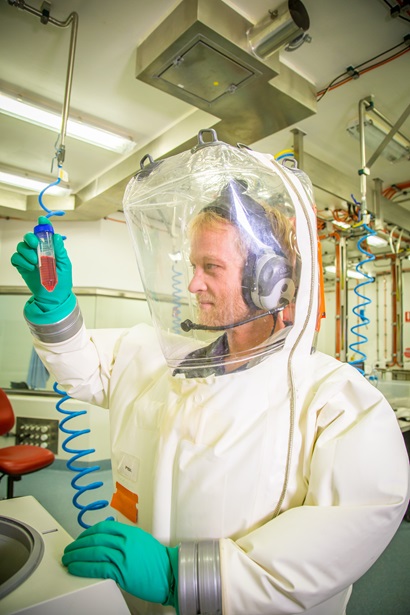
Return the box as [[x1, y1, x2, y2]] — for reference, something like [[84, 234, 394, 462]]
[[0, 495, 131, 614]]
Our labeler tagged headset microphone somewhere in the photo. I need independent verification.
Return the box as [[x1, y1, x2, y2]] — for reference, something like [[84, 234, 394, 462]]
[[180, 307, 284, 332]]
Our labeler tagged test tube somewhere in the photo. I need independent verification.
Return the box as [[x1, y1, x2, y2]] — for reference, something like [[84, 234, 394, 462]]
[[34, 222, 58, 291]]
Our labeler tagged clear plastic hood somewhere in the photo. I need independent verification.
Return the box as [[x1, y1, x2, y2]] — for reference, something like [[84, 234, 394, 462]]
[[123, 129, 316, 376]]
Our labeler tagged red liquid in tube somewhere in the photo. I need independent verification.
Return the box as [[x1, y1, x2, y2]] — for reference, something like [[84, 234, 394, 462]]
[[34, 222, 58, 292], [38, 254, 58, 291]]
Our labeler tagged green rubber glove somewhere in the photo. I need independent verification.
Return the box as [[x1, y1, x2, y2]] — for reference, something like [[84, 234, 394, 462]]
[[11, 216, 76, 324], [62, 520, 179, 608]]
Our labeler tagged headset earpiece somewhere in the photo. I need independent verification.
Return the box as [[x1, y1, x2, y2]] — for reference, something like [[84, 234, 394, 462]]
[[205, 179, 295, 312], [240, 215, 295, 311], [249, 252, 295, 310]]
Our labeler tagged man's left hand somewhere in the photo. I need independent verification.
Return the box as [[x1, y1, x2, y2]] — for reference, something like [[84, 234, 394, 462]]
[[62, 520, 178, 606]]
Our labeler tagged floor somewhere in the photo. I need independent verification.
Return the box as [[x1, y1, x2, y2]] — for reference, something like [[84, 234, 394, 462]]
[[0, 465, 409, 614]]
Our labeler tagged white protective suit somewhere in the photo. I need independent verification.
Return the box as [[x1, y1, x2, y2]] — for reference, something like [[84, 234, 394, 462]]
[[29, 138, 408, 615]]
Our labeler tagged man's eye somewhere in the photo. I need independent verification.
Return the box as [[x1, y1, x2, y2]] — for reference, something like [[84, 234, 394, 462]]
[[205, 263, 218, 271]]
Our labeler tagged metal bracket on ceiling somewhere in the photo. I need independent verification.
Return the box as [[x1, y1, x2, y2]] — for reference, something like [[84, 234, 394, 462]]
[[358, 96, 410, 217], [40, 1, 51, 24]]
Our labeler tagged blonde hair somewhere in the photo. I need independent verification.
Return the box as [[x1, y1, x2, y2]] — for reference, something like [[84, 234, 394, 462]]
[[262, 205, 297, 266], [189, 203, 297, 265], [188, 209, 248, 259]]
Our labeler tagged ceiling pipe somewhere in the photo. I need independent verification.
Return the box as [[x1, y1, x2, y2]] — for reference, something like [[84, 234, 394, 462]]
[[358, 96, 372, 220], [7, 0, 79, 167]]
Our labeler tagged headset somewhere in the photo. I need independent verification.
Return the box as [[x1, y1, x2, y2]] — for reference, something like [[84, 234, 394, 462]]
[[205, 179, 295, 312]]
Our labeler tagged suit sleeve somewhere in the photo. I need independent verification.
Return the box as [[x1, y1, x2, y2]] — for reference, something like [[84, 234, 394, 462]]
[[33, 323, 128, 407]]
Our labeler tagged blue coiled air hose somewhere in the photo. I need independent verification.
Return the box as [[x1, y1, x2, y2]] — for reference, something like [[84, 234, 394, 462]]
[[348, 223, 376, 377], [39, 172, 113, 529], [53, 384, 113, 529], [171, 261, 183, 334]]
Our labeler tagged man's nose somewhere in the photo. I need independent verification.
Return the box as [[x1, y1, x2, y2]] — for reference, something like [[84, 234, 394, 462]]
[[188, 269, 206, 293]]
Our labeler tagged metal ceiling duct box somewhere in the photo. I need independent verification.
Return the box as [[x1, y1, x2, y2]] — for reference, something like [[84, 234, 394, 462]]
[[136, 0, 274, 103], [157, 40, 255, 104], [136, 0, 316, 145]]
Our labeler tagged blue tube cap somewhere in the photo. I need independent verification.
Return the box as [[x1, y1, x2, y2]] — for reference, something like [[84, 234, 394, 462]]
[[34, 223, 54, 234]]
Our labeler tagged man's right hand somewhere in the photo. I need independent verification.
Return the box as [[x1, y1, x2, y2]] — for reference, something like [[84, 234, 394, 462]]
[[11, 216, 74, 315]]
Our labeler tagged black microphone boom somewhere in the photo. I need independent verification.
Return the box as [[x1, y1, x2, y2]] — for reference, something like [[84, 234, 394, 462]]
[[180, 308, 284, 332]]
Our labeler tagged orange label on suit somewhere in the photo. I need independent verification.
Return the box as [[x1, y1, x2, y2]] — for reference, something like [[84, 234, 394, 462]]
[[110, 481, 138, 523]]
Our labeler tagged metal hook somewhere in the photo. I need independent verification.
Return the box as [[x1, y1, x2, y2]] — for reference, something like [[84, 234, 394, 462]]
[[191, 128, 222, 153]]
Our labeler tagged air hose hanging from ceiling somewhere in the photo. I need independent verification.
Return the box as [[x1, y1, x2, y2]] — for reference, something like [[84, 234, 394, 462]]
[[346, 97, 384, 381], [54, 384, 114, 529], [11, 0, 113, 529], [347, 203, 376, 378]]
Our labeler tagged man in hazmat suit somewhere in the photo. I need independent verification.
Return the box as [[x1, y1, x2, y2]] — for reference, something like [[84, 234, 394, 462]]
[[11, 130, 409, 615]]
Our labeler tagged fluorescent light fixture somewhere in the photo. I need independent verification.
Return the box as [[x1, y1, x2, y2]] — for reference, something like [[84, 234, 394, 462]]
[[346, 115, 410, 163], [0, 92, 136, 155], [366, 234, 388, 247], [347, 268, 367, 280], [0, 171, 71, 196], [325, 265, 366, 280]]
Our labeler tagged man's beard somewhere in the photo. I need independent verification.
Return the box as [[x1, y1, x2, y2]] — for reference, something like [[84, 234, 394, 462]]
[[196, 294, 251, 328]]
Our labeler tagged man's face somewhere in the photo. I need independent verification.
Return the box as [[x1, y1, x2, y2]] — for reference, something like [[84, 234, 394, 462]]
[[188, 222, 250, 327]]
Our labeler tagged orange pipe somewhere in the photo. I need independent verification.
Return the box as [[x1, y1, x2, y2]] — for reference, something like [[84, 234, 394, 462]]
[[386, 256, 402, 368], [316, 239, 326, 332], [334, 235, 342, 359]]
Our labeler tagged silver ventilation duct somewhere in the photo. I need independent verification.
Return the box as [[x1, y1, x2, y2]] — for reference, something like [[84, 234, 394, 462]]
[[135, 0, 316, 147], [247, 0, 310, 58]]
